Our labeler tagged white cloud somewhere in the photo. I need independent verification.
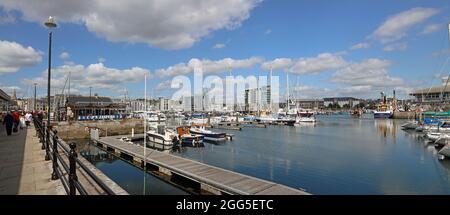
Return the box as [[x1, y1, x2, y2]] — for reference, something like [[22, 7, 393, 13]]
[[265, 29, 272, 34], [370, 7, 439, 43], [155, 57, 263, 78], [289, 53, 348, 75], [0, 40, 42, 74], [213, 43, 226, 49], [432, 48, 450, 57], [23, 62, 151, 93], [421, 23, 441, 35], [330, 58, 402, 87], [261, 58, 293, 71], [383, 42, 408, 52], [1, 0, 261, 50], [59, 52, 70, 60], [350, 42, 370, 50], [98, 57, 106, 63], [155, 80, 173, 90]]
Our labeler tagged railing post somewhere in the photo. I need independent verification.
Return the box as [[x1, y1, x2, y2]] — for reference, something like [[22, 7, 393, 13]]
[[45, 125, 51, 161], [41, 122, 46, 150], [69, 142, 78, 195], [51, 130, 59, 180]]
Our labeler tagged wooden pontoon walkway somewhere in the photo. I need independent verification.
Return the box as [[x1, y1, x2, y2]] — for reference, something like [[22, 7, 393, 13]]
[[95, 135, 310, 195]]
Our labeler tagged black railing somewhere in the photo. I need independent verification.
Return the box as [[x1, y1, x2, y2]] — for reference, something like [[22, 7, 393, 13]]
[[33, 117, 115, 195]]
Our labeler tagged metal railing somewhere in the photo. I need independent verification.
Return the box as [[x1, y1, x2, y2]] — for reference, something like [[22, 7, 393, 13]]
[[33, 117, 115, 195]]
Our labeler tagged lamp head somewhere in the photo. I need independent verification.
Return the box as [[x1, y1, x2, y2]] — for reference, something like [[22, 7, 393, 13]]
[[44, 16, 57, 29]]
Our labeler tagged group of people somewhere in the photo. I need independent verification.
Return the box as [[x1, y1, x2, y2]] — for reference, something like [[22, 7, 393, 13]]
[[1, 110, 34, 136]]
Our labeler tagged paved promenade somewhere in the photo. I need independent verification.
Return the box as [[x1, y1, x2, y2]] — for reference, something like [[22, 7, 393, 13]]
[[0, 124, 65, 195]]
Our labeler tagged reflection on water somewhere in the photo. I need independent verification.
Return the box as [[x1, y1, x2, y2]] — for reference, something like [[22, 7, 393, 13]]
[[171, 114, 450, 194], [374, 119, 397, 139], [74, 115, 450, 194], [74, 140, 188, 195]]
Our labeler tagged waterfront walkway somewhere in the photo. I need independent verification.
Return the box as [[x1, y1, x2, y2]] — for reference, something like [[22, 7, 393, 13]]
[[0, 124, 65, 194]]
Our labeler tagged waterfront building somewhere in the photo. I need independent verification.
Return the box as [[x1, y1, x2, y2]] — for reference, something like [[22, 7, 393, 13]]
[[323, 97, 360, 109], [65, 95, 126, 120], [292, 99, 325, 110], [126, 98, 158, 112], [245, 85, 271, 112], [409, 78, 450, 105], [409, 87, 450, 105], [158, 97, 182, 112], [0, 88, 11, 111]]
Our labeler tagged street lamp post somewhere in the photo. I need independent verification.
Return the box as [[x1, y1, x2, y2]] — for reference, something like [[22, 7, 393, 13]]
[[45, 16, 57, 162], [89, 87, 92, 115]]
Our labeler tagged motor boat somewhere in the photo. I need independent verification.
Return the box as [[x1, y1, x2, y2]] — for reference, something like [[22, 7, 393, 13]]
[[146, 125, 176, 150], [401, 121, 419, 130], [295, 111, 317, 124], [425, 132, 444, 142], [189, 126, 227, 142], [176, 126, 204, 147], [438, 143, 450, 160], [420, 122, 450, 133], [434, 135, 450, 146], [256, 115, 278, 124]]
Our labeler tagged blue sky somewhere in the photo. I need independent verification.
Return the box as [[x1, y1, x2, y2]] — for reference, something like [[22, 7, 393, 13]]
[[0, 0, 449, 100]]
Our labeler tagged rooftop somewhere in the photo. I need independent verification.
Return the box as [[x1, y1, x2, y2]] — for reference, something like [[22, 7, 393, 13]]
[[323, 97, 359, 101], [67, 96, 113, 104], [0, 88, 11, 102], [410, 86, 450, 95]]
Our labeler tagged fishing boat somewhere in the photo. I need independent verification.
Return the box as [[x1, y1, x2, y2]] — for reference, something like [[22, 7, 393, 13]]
[[373, 92, 393, 119], [176, 126, 204, 147], [189, 126, 227, 142], [146, 125, 176, 150]]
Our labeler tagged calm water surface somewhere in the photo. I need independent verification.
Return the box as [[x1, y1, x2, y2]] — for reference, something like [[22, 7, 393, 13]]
[[77, 114, 450, 194]]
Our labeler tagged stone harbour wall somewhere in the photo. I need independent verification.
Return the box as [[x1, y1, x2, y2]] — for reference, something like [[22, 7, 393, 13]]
[[54, 119, 144, 140]]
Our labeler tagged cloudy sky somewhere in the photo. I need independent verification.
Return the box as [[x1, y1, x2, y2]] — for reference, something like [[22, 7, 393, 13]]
[[0, 0, 449, 100]]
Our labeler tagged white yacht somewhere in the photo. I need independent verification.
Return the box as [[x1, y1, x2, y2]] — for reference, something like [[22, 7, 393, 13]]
[[146, 125, 176, 150]]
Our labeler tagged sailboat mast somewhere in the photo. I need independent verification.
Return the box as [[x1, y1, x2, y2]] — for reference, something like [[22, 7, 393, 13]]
[[143, 74, 147, 195], [287, 72, 289, 112], [68, 71, 71, 100]]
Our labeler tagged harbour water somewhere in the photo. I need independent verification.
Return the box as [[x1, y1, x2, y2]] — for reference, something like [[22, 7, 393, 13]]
[[76, 114, 450, 194]]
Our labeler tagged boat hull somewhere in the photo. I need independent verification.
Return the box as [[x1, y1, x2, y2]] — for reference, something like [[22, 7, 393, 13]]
[[190, 130, 226, 139], [373, 112, 393, 118], [146, 133, 174, 150], [181, 135, 204, 147]]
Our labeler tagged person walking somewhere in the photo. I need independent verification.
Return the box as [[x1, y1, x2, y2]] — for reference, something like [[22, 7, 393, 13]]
[[25, 112, 32, 127], [3, 112, 14, 136], [12, 110, 20, 132]]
